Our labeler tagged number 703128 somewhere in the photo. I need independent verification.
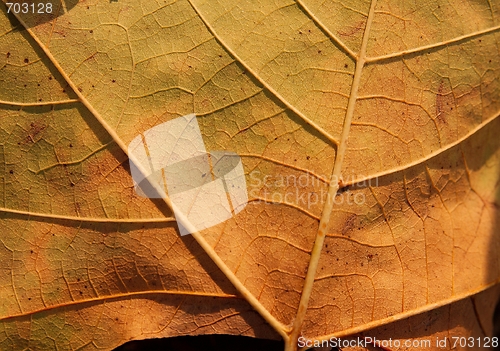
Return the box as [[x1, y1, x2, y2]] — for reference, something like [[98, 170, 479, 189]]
[[5, 2, 52, 13]]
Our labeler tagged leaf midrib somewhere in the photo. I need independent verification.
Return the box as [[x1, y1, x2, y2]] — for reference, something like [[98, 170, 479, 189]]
[[284, 0, 378, 347]]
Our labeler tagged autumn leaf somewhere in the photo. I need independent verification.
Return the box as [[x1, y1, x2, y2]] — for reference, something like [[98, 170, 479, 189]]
[[1, 0, 500, 350]]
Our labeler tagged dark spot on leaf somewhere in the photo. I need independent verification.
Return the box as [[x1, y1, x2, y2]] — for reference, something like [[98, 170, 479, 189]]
[[24, 58, 29, 63], [341, 214, 356, 235], [25, 121, 47, 143], [37, 83, 40, 86], [78, 87, 82, 92], [48, 76, 52, 80], [69, 143, 73, 148], [337, 185, 350, 194], [112, 79, 116, 83], [344, 64, 348, 68], [9, 170, 13, 174], [6, 52, 10, 58], [306, 156, 310, 160], [89, 29, 93, 33]]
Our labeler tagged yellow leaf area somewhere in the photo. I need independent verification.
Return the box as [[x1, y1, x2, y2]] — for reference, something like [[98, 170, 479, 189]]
[[0, 0, 499, 350]]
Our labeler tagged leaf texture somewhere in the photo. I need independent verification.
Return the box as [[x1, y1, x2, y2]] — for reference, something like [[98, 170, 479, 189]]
[[0, 0, 499, 350]]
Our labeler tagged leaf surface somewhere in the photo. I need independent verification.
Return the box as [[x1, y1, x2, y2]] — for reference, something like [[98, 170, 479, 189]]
[[1, 0, 500, 350]]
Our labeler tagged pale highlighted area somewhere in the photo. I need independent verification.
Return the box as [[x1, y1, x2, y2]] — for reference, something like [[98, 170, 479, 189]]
[[128, 114, 248, 235]]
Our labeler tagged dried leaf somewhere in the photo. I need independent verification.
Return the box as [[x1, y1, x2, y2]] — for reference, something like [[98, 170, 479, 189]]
[[1, 0, 499, 350]]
